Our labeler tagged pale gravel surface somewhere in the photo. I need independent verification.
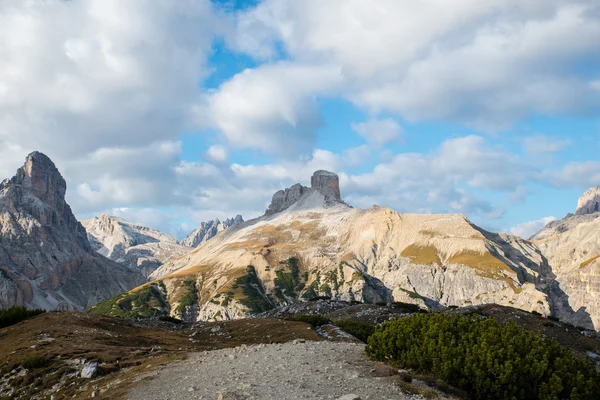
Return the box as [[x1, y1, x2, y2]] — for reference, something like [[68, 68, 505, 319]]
[[128, 341, 421, 400]]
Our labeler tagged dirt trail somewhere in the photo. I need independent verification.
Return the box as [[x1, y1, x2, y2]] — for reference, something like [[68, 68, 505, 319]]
[[127, 341, 422, 400]]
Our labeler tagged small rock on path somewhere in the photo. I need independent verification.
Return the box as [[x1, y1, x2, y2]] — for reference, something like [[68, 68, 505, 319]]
[[127, 341, 421, 400]]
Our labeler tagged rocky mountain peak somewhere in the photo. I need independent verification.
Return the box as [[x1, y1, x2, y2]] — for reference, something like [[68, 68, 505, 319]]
[[181, 215, 245, 248], [311, 170, 341, 201], [265, 171, 344, 216], [576, 186, 600, 215], [1, 151, 67, 209], [0, 152, 143, 309]]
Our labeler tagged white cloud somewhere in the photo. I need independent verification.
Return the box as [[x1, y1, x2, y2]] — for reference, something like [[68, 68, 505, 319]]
[[523, 135, 571, 155], [0, 0, 223, 215], [208, 63, 343, 156], [206, 145, 229, 163], [351, 119, 403, 145], [546, 161, 600, 188], [230, 0, 600, 130], [509, 216, 557, 239]]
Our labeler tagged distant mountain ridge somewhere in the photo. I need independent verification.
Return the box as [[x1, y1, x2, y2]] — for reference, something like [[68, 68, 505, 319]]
[[95, 170, 558, 327], [82, 214, 192, 278], [0, 152, 143, 310], [181, 215, 244, 248]]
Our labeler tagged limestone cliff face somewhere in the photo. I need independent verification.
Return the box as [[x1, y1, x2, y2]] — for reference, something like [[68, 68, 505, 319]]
[[576, 187, 600, 215], [82, 215, 191, 278], [0, 152, 144, 310], [531, 188, 600, 330], [265, 170, 345, 215], [181, 215, 244, 248], [100, 171, 551, 323]]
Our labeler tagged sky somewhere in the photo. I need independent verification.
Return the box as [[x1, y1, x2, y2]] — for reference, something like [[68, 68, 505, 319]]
[[0, 0, 599, 239]]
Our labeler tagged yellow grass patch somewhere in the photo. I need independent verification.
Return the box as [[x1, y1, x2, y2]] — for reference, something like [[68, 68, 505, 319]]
[[580, 255, 600, 269], [401, 245, 442, 266]]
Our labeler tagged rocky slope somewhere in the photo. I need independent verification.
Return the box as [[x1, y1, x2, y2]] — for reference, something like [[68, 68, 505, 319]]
[[531, 188, 600, 330], [94, 170, 551, 324], [181, 215, 244, 248], [82, 215, 191, 278], [0, 152, 144, 310]]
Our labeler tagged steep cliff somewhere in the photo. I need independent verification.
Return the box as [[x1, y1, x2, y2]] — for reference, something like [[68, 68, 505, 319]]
[[0, 152, 144, 310], [531, 188, 600, 330]]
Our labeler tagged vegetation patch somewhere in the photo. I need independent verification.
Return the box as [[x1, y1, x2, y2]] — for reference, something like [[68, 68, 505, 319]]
[[447, 250, 511, 274], [233, 265, 274, 313], [399, 287, 425, 300], [579, 255, 600, 269], [334, 320, 375, 342], [176, 280, 198, 315], [158, 315, 183, 324], [273, 257, 306, 300], [401, 245, 441, 266], [88, 283, 167, 319], [21, 355, 50, 370], [366, 313, 600, 400], [0, 306, 45, 328], [293, 314, 331, 327]]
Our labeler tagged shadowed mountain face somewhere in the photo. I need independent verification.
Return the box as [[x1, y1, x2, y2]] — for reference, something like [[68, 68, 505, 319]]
[[531, 187, 600, 330], [0, 152, 144, 310]]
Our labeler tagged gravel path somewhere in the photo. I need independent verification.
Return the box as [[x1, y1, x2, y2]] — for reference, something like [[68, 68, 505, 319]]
[[127, 341, 420, 400]]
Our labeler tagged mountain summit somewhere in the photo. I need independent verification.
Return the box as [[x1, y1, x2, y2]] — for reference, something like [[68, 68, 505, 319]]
[[0, 152, 144, 310], [265, 170, 345, 215]]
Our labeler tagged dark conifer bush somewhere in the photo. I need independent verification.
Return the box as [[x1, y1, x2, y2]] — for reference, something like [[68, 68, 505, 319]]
[[366, 313, 600, 400], [0, 306, 45, 328]]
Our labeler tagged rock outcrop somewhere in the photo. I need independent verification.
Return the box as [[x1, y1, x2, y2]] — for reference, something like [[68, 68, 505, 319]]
[[265, 170, 345, 215], [531, 186, 600, 330], [82, 215, 192, 277], [576, 186, 600, 215], [97, 170, 552, 325], [0, 152, 144, 310], [181, 215, 244, 248]]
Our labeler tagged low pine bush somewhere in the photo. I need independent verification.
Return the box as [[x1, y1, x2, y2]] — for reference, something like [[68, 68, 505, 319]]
[[366, 313, 600, 400], [293, 314, 331, 327], [0, 306, 45, 328], [21, 355, 50, 370], [334, 320, 375, 342]]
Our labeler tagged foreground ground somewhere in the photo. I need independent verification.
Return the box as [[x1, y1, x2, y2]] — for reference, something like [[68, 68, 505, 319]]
[[127, 341, 426, 400], [1, 302, 599, 399]]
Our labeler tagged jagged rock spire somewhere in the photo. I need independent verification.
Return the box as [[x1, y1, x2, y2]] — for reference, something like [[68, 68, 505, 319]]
[[265, 170, 343, 215]]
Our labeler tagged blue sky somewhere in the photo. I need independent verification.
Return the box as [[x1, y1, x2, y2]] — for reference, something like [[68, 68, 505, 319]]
[[0, 0, 599, 239]]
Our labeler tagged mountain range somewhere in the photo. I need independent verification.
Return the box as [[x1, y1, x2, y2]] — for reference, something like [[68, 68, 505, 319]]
[[1, 152, 599, 331]]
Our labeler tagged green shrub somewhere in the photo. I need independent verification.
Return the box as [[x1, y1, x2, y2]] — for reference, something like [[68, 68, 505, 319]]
[[293, 314, 331, 327], [0, 306, 45, 328], [176, 280, 198, 314], [335, 320, 375, 342], [274, 257, 305, 300], [234, 266, 274, 313], [366, 313, 600, 400], [21, 355, 50, 370], [158, 315, 183, 324], [392, 302, 425, 313]]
